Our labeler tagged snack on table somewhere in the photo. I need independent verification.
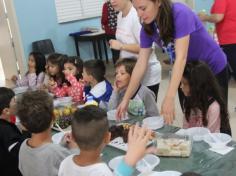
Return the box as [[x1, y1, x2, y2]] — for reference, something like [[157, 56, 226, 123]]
[[53, 105, 77, 129], [155, 133, 192, 157], [109, 123, 131, 143]]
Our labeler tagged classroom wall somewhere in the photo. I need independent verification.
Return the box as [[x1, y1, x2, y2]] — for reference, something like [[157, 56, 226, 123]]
[[13, 0, 106, 64]]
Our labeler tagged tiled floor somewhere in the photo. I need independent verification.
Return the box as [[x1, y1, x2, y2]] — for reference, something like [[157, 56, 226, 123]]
[[106, 49, 236, 140]]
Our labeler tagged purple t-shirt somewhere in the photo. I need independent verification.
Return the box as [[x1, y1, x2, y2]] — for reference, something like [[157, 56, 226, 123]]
[[140, 3, 226, 74]]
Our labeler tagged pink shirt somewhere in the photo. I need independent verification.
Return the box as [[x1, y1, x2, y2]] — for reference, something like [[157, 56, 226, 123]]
[[51, 74, 84, 103], [183, 101, 221, 133]]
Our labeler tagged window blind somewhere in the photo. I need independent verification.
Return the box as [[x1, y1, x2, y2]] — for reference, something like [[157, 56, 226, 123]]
[[55, 0, 103, 23]]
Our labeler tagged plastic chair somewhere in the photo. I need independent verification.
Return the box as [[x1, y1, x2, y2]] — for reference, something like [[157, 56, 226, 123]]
[[32, 39, 55, 55]]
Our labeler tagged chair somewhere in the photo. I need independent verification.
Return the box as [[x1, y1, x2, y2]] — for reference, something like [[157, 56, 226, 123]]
[[32, 39, 55, 55]]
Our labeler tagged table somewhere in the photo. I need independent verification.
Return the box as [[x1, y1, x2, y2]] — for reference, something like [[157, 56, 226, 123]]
[[102, 123, 236, 176], [69, 30, 109, 63]]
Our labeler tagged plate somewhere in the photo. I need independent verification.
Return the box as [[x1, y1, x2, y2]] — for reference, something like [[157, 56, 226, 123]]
[[204, 133, 232, 149], [52, 124, 71, 132], [108, 137, 128, 151], [53, 97, 72, 107], [138, 171, 181, 176], [108, 155, 124, 170]]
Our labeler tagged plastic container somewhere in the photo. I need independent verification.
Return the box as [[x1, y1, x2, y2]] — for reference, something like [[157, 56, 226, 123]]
[[187, 127, 210, 141], [108, 155, 124, 170], [204, 133, 232, 149], [53, 96, 72, 107], [107, 110, 128, 121], [136, 154, 160, 173], [155, 133, 192, 157], [142, 116, 164, 130]]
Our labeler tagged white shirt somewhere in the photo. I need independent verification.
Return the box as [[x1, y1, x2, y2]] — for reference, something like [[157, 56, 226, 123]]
[[116, 6, 161, 86], [58, 155, 113, 176]]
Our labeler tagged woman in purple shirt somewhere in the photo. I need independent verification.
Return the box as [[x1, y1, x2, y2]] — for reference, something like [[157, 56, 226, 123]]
[[116, 0, 228, 124]]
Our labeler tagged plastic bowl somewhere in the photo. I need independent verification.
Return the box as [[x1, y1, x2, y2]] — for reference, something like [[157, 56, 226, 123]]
[[186, 127, 210, 141], [204, 133, 232, 149], [142, 116, 164, 130], [13, 86, 28, 95], [107, 110, 128, 121], [136, 154, 160, 173]]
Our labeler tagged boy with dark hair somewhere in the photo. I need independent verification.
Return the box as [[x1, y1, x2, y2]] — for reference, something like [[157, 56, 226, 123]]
[[59, 106, 155, 176], [17, 90, 77, 176], [0, 87, 29, 176], [83, 60, 113, 108]]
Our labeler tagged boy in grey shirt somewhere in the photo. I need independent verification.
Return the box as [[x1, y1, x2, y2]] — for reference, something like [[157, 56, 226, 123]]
[[17, 90, 77, 176], [108, 58, 159, 117]]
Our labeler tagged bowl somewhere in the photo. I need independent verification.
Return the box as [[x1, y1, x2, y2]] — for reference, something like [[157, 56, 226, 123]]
[[107, 110, 128, 121], [186, 127, 210, 141], [138, 171, 181, 176], [13, 86, 28, 95], [204, 133, 232, 149], [136, 154, 160, 173], [142, 116, 164, 130], [108, 155, 124, 170]]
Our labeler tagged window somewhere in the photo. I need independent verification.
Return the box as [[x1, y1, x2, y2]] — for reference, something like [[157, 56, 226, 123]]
[[55, 0, 104, 23]]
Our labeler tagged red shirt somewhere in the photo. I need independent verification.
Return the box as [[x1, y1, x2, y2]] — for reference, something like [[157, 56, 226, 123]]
[[211, 0, 236, 45]]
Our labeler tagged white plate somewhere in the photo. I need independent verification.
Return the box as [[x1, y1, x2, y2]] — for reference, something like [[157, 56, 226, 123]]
[[142, 116, 164, 130], [107, 110, 128, 121], [108, 137, 128, 151], [138, 171, 181, 176], [108, 155, 124, 170], [52, 132, 65, 144]]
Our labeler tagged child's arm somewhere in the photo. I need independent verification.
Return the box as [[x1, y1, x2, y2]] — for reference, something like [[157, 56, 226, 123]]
[[15, 74, 29, 87], [66, 74, 84, 102], [206, 101, 221, 133], [108, 91, 121, 110], [50, 83, 67, 98], [114, 125, 156, 176]]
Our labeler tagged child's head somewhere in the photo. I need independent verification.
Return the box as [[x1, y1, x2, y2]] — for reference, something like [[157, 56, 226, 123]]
[[182, 61, 230, 134], [64, 56, 83, 80], [47, 53, 66, 77], [0, 87, 16, 119], [115, 58, 136, 89], [17, 90, 53, 133], [83, 60, 106, 84], [72, 106, 110, 151], [28, 52, 46, 75]]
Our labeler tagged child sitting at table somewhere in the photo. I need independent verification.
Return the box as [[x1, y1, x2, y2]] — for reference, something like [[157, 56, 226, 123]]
[[83, 60, 113, 108], [11, 52, 46, 89], [108, 58, 159, 117], [181, 61, 231, 135], [0, 87, 30, 176], [47, 53, 66, 94], [51, 56, 84, 103], [17, 90, 78, 176], [58, 105, 155, 176]]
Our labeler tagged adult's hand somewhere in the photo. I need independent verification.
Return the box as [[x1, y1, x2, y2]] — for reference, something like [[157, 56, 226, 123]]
[[161, 96, 175, 125], [116, 98, 129, 121]]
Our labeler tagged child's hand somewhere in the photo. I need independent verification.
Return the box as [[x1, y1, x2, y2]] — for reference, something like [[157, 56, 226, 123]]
[[109, 39, 123, 50], [124, 125, 157, 167], [113, 79, 120, 92], [11, 75, 18, 82], [61, 132, 78, 149]]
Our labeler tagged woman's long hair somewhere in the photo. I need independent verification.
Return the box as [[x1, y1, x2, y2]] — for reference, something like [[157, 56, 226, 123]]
[[143, 0, 174, 46], [183, 61, 231, 135]]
